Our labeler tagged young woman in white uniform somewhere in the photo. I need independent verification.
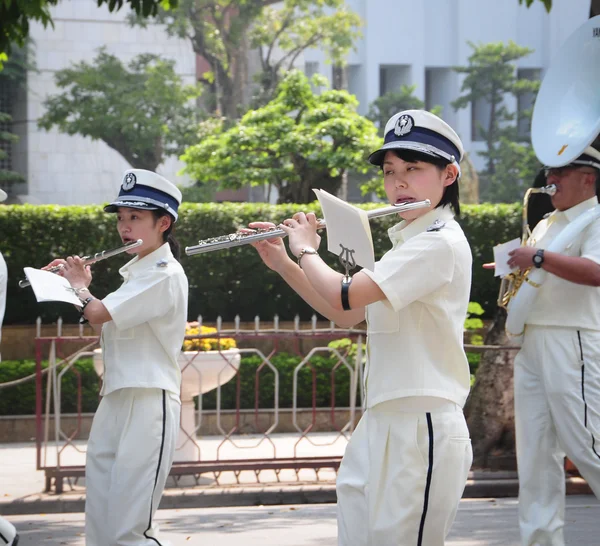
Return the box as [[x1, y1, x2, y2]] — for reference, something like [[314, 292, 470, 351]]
[[47, 169, 188, 546], [249, 110, 473, 546]]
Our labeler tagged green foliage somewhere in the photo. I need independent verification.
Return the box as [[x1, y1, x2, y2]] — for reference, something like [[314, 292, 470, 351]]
[[178, 184, 216, 204], [0, 358, 100, 415], [0, 0, 177, 57], [367, 85, 442, 136], [518, 0, 552, 11], [181, 70, 381, 203], [0, 352, 355, 415], [464, 302, 484, 375], [452, 41, 541, 202], [37, 49, 202, 171], [131, 0, 361, 118], [464, 301, 484, 332], [250, 0, 362, 106], [202, 351, 355, 411], [0, 201, 520, 325]]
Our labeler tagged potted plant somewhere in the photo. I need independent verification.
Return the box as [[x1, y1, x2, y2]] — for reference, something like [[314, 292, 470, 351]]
[[92, 322, 241, 461]]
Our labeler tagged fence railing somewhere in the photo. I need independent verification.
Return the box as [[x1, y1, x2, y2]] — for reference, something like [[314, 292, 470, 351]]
[[33, 316, 369, 493]]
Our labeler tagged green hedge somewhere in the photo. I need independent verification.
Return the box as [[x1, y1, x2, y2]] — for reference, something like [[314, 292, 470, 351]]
[[0, 202, 520, 324], [0, 354, 353, 415], [0, 359, 101, 415], [0, 345, 483, 416]]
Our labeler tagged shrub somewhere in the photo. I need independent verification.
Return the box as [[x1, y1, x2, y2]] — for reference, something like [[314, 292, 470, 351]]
[[0, 202, 520, 324]]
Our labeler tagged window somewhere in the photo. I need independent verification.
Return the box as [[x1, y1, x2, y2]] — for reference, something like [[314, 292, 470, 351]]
[[379, 65, 411, 96], [0, 80, 13, 173], [517, 68, 541, 139]]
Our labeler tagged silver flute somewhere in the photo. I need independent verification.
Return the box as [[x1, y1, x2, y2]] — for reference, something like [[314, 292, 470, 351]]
[[185, 199, 431, 256], [19, 239, 143, 288]]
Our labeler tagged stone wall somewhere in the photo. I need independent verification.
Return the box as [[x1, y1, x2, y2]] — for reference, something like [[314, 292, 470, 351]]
[[0, 408, 362, 443]]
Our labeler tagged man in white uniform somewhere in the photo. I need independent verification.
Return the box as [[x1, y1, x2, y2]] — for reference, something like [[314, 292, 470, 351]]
[[507, 147, 600, 546], [0, 187, 19, 545]]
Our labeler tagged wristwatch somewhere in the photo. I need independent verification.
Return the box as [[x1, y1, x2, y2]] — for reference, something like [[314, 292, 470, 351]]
[[297, 247, 318, 269], [532, 249, 545, 268]]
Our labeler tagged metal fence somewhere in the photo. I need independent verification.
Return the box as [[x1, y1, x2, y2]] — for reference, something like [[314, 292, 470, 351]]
[[33, 316, 367, 493]]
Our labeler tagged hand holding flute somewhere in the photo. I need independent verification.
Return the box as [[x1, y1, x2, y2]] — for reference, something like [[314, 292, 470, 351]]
[[18, 239, 143, 288]]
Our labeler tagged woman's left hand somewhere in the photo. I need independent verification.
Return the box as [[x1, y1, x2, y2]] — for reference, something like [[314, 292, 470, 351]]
[[61, 256, 92, 289], [279, 212, 321, 258]]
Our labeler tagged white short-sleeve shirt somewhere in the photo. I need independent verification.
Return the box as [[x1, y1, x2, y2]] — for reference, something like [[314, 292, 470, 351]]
[[360, 206, 472, 409], [100, 243, 188, 396], [526, 196, 600, 330]]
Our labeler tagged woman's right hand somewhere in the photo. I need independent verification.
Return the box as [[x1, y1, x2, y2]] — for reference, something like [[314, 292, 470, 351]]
[[246, 221, 293, 273]]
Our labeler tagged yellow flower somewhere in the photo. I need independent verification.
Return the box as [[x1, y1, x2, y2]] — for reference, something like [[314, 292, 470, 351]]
[[182, 322, 237, 352]]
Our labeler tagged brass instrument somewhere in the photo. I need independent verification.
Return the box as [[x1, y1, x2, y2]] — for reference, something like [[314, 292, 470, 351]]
[[19, 239, 143, 288], [185, 199, 431, 256], [497, 184, 556, 309]]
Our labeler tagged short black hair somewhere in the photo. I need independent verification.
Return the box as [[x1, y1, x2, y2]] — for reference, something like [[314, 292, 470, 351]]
[[381, 149, 461, 216]]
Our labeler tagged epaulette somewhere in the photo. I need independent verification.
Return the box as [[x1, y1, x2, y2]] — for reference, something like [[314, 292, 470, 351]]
[[426, 219, 446, 232]]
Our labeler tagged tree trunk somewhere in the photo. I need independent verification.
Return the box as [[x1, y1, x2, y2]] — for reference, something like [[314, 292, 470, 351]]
[[464, 308, 518, 469], [332, 63, 347, 91], [460, 152, 480, 204]]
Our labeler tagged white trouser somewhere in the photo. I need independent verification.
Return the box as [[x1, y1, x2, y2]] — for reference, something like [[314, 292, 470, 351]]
[[336, 398, 472, 546], [515, 326, 600, 546], [85, 387, 180, 546], [0, 516, 18, 545]]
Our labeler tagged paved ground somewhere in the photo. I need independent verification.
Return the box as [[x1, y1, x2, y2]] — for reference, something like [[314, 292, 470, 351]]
[[0, 437, 593, 516], [5, 496, 600, 545]]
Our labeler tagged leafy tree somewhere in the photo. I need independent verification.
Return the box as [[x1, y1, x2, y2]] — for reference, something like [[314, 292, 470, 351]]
[[0, 0, 177, 58], [452, 41, 541, 202], [366, 84, 441, 136], [249, 0, 362, 107], [38, 49, 203, 171], [132, 0, 361, 119], [181, 70, 381, 203]]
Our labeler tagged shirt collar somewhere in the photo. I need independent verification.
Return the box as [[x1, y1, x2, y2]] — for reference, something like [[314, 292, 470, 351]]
[[387, 205, 455, 245], [550, 196, 598, 224], [118, 242, 172, 279]]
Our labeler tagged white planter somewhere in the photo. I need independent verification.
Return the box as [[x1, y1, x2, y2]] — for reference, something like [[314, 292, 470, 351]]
[[92, 348, 241, 461]]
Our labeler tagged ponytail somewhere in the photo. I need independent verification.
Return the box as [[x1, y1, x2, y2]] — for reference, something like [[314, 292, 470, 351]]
[[167, 231, 180, 261], [152, 210, 181, 261]]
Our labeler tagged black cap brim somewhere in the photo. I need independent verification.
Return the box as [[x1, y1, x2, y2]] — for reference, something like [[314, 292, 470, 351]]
[[104, 200, 160, 213]]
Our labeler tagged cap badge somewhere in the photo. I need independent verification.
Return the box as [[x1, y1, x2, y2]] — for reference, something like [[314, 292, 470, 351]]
[[427, 219, 446, 232], [122, 172, 137, 191], [394, 114, 414, 137]]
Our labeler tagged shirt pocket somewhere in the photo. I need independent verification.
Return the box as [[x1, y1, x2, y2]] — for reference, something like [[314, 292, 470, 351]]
[[366, 300, 400, 334]]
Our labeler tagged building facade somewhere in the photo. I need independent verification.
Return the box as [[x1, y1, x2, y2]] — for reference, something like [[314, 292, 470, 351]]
[[303, 0, 590, 172], [3, 0, 196, 205], [0, 0, 591, 204]]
